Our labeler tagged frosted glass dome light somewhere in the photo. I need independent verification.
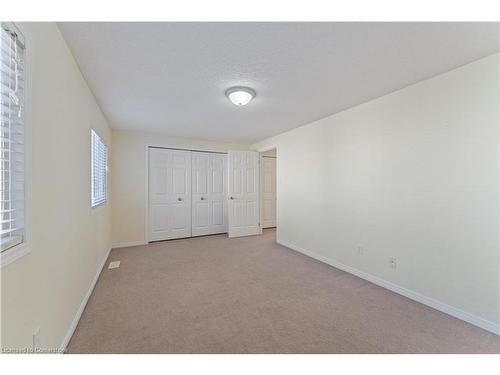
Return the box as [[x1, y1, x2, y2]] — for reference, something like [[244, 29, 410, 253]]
[[226, 87, 256, 106]]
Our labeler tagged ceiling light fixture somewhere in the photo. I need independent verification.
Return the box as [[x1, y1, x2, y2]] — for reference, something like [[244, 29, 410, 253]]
[[225, 86, 256, 106]]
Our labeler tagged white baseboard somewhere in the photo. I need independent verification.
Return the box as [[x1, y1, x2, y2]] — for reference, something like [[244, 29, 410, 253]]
[[111, 240, 147, 249], [277, 238, 500, 336], [59, 247, 112, 352]]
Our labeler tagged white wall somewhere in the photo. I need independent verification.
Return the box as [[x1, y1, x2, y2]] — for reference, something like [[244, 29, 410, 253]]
[[110, 130, 248, 246], [0, 23, 112, 351], [252, 54, 500, 331]]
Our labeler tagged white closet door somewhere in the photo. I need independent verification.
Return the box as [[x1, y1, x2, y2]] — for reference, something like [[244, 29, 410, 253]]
[[192, 152, 210, 236], [227, 150, 260, 238], [261, 156, 276, 228], [192, 152, 227, 236], [149, 148, 192, 241], [209, 153, 228, 234]]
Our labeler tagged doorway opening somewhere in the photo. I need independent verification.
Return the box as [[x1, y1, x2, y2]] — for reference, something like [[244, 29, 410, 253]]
[[259, 148, 277, 231]]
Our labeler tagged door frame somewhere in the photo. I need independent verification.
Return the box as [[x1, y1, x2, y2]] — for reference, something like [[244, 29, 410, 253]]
[[256, 144, 278, 236], [260, 154, 277, 230], [144, 144, 228, 244]]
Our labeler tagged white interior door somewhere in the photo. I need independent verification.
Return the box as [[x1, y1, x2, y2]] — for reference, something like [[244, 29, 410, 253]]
[[260, 156, 276, 228], [192, 152, 228, 236], [227, 150, 260, 238], [149, 148, 191, 241], [208, 153, 228, 234]]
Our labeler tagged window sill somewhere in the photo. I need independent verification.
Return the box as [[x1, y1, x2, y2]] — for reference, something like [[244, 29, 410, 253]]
[[0, 242, 31, 268]]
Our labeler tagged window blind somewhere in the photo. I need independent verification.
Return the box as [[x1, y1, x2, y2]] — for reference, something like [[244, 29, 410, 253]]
[[91, 130, 107, 207], [1, 23, 25, 253]]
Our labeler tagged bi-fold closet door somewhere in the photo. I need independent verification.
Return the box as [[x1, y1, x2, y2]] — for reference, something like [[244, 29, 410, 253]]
[[148, 147, 228, 242], [149, 148, 192, 241], [191, 151, 228, 236]]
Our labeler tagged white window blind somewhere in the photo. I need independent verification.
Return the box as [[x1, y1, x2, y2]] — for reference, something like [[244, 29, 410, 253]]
[[91, 130, 107, 207], [1, 23, 25, 253]]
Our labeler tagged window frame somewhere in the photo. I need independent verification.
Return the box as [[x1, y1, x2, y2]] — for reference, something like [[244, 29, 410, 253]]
[[90, 129, 108, 209], [0, 22, 31, 268]]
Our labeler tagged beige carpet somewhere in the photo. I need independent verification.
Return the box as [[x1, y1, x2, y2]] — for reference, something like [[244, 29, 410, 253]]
[[67, 229, 499, 353]]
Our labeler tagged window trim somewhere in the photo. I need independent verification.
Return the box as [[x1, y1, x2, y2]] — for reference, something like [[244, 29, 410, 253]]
[[0, 22, 31, 268], [90, 129, 108, 209]]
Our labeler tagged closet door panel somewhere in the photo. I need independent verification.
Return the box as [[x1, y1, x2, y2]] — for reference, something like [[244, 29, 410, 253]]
[[209, 153, 227, 234], [149, 148, 191, 241], [192, 152, 211, 236], [192, 152, 228, 236]]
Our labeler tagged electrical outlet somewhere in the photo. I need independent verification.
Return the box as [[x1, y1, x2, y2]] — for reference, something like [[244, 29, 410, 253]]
[[33, 326, 40, 352], [108, 261, 120, 269], [389, 257, 397, 269]]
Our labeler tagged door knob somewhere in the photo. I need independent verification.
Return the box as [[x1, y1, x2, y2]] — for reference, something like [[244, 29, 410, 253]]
[[177, 197, 183, 201], [229, 196, 234, 200], [200, 197, 205, 200]]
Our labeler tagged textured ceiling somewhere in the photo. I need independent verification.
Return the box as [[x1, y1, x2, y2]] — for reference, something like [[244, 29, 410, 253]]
[[58, 22, 499, 144]]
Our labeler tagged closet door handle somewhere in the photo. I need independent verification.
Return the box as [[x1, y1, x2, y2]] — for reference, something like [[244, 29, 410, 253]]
[[229, 196, 234, 200], [200, 197, 205, 200], [177, 197, 183, 201]]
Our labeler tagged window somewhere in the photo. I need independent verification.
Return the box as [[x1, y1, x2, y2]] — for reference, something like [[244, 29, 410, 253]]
[[91, 129, 107, 207], [1, 23, 26, 254]]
